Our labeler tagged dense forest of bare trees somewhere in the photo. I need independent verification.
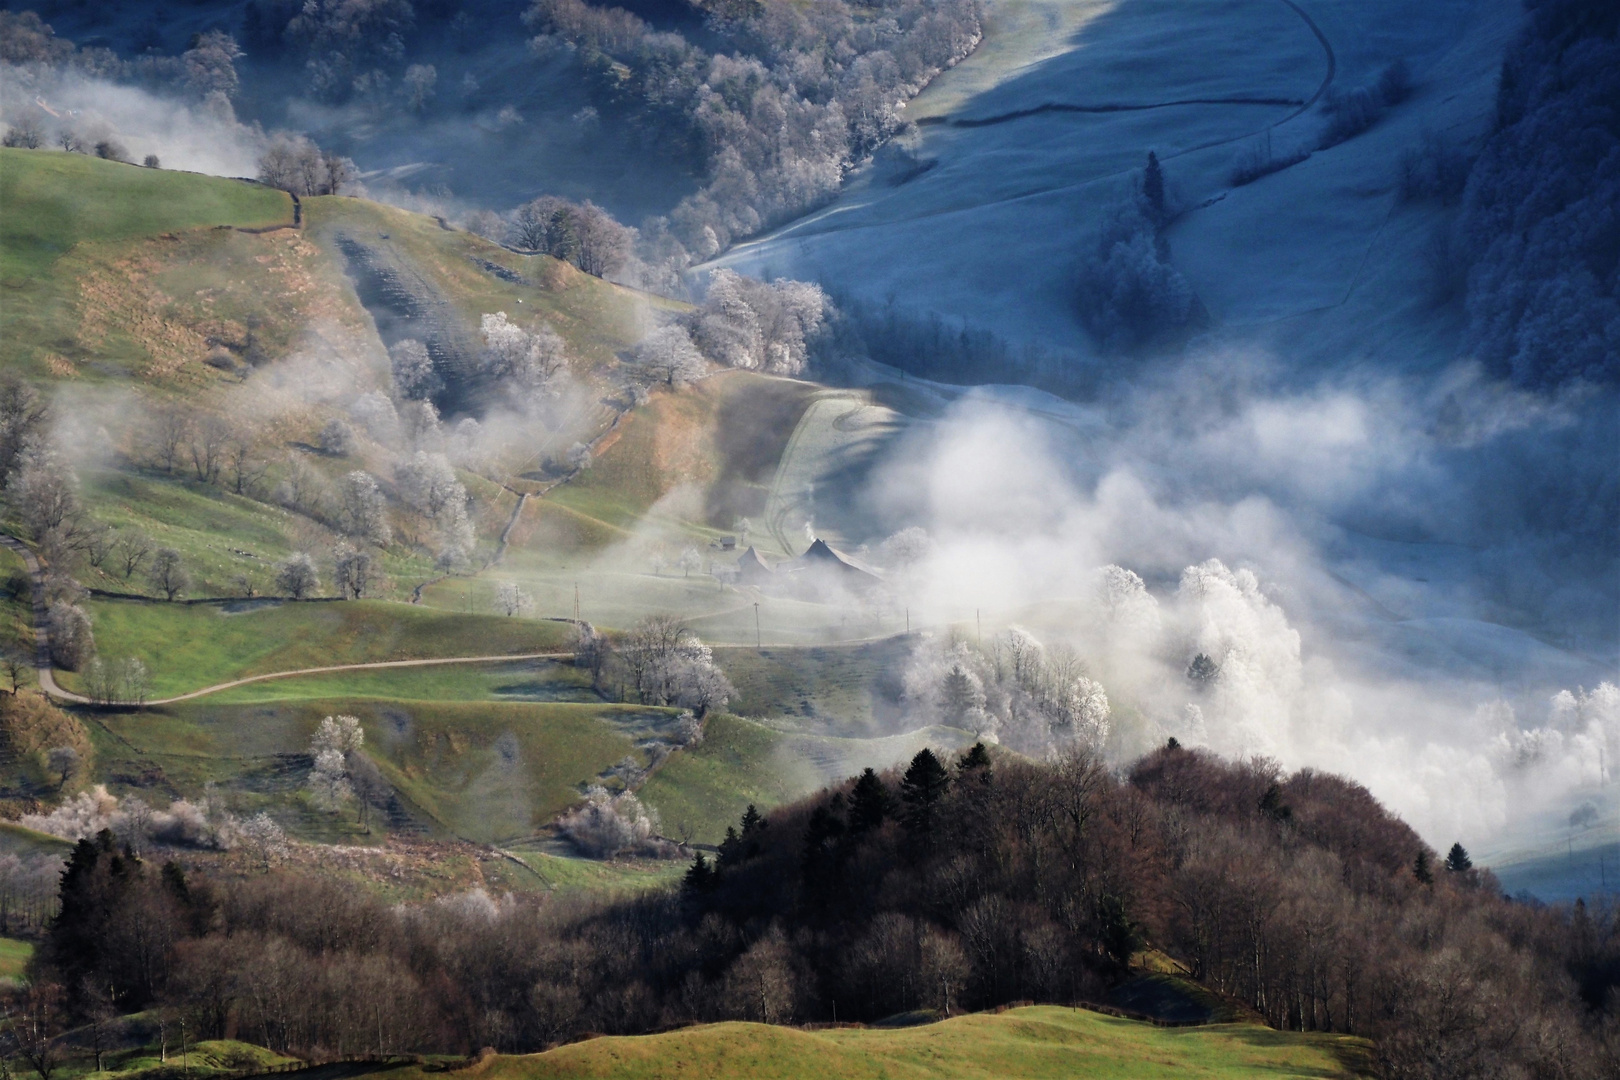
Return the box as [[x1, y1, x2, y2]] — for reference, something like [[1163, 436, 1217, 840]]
[[17, 745, 1620, 1076]]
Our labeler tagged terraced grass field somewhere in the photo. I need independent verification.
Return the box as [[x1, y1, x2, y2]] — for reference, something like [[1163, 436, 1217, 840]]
[[341, 1007, 1373, 1079]]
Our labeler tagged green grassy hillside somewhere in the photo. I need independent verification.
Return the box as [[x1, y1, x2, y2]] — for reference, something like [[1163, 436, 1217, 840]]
[[348, 1008, 1372, 1079], [57, 598, 571, 699], [89, 694, 674, 844], [0, 150, 291, 280], [637, 713, 804, 844]]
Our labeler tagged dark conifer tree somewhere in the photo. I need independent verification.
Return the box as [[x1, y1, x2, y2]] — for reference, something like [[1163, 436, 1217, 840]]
[[899, 749, 950, 852], [1445, 843, 1473, 873], [1143, 150, 1166, 222], [958, 742, 992, 775], [848, 768, 892, 834]]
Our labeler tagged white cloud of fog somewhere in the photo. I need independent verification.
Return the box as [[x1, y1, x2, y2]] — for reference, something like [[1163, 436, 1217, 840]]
[[2, 66, 265, 177], [860, 352, 1618, 851]]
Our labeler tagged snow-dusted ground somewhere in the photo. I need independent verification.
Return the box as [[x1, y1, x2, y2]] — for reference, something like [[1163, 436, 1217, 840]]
[[706, 0, 1507, 371]]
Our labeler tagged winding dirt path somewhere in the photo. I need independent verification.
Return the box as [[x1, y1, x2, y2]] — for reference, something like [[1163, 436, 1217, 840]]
[[3, 529, 574, 706], [139, 651, 571, 706], [0, 534, 78, 701]]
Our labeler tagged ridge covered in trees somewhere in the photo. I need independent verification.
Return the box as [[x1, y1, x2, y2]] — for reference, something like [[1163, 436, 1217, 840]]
[[15, 744, 1620, 1077]]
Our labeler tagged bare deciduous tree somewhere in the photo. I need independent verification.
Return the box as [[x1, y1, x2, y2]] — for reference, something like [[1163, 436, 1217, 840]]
[[188, 417, 228, 484], [333, 544, 379, 599], [274, 552, 320, 599], [146, 407, 190, 474], [45, 746, 78, 789], [0, 374, 48, 485], [114, 529, 152, 580], [147, 548, 189, 601]]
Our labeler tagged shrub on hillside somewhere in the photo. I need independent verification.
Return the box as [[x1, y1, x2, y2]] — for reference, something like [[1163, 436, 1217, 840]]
[[1228, 138, 1311, 186], [1397, 131, 1472, 203], [1075, 189, 1202, 355]]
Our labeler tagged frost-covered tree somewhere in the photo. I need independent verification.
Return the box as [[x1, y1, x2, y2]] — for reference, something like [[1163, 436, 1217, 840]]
[[1454, 0, 1620, 386], [395, 452, 463, 521], [238, 812, 289, 869], [319, 418, 355, 457], [307, 714, 363, 813], [635, 325, 706, 386], [1075, 192, 1200, 355], [493, 581, 534, 617], [256, 133, 356, 195], [350, 391, 400, 444], [337, 471, 391, 545], [478, 312, 568, 394], [690, 270, 827, 376], [556, 785, 666, 858], [389, 339, 438, 400]]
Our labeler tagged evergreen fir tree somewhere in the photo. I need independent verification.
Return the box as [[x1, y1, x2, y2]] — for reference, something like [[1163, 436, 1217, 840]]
[[682, 852, 716, 894], [899, 749, 950, 850], [958, 742, 991, 774], [848, 768, 892, 834], [1445, 843, 1473, 873], [718, 826, 743, 867], [1258, 783, 1292, 821], [1414, 849, 1434, 884], [1143, 150, 1166, 223]]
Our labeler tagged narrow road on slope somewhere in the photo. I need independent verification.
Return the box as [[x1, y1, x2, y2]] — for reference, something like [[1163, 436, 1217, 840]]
[[139, 651, 572, 705], [4, 529, 574, 706], [0, 534, 78, 701]]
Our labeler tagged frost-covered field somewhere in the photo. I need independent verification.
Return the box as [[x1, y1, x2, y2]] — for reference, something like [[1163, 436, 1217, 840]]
[[707, 0, 1504, 369]]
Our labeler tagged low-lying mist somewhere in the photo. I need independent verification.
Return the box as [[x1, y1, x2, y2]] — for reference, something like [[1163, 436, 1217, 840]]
[[1, 65, 266, 177], [849, 351, 1617, 852]]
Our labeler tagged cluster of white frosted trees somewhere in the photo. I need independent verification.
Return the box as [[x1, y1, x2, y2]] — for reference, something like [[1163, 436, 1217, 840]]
[[905, 626, 1111, 754]]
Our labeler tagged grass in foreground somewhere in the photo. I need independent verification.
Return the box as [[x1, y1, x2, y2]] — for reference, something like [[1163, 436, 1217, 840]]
[[357, 1006, 1373, 1079]]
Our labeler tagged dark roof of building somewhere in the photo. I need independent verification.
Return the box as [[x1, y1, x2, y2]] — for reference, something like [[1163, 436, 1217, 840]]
[[737, 546, 774, 577], [791, 538, 884, 581]]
